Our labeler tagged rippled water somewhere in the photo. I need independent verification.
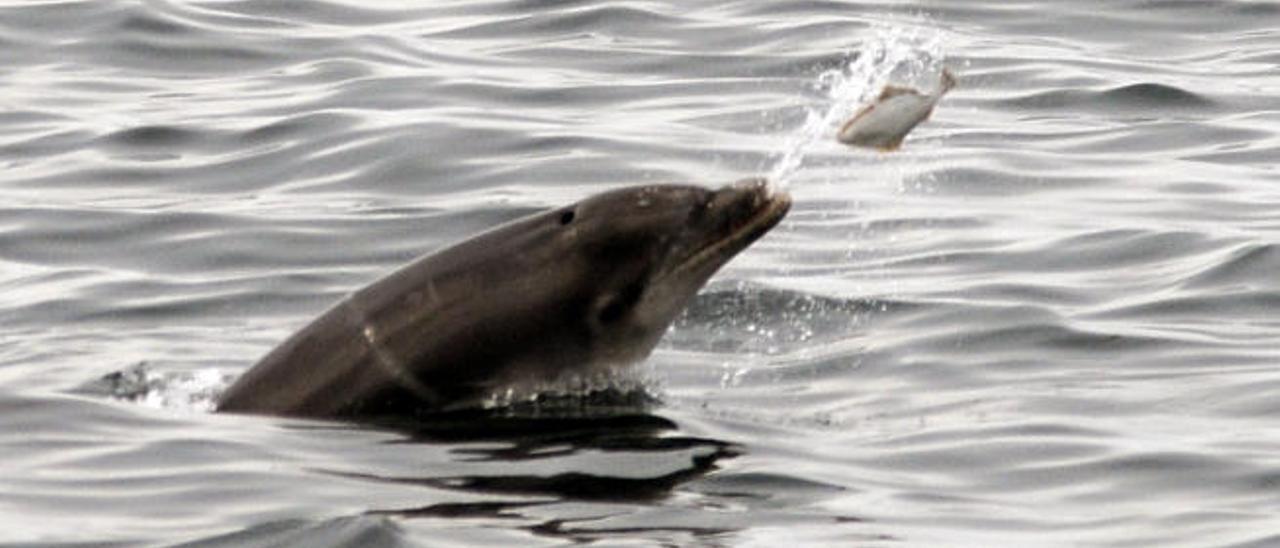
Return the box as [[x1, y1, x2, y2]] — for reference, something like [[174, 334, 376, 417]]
[[3, 1, 1280, 546]]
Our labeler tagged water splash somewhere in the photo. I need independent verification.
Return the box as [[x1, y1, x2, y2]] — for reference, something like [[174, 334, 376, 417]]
[[138, 368, 234, 412], [482, 367, 660, 414], [84, 363, 234, 413], [768, 23, 946, 187]]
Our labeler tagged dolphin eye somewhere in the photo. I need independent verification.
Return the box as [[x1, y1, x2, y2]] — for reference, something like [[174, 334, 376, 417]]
[[559, 210, 576, 225], [689, 196, 713, 221]]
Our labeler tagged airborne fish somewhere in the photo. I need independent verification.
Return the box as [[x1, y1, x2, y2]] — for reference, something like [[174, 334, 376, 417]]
[[837, 69, 956, 151]]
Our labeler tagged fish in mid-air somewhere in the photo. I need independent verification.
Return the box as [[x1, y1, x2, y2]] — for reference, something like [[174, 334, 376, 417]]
[[837, 69, 956, 151]]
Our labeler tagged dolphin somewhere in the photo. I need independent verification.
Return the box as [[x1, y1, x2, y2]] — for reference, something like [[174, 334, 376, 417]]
[[216, 179, 790, 418]]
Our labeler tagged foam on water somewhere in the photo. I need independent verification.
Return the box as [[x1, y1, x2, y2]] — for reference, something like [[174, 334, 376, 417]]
[[138, 368, 234, 412], [91, 363, 234, 413]]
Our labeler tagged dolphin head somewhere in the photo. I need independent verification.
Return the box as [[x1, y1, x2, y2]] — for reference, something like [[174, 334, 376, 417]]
[[409, 178, 792, 394], [539, 178, 791, 371]]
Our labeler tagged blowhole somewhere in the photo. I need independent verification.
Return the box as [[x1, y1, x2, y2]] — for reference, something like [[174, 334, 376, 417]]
[[559, 210, 575, 225]]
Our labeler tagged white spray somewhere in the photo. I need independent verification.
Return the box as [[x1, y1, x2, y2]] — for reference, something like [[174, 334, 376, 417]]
[[768, 23, 946, 188]]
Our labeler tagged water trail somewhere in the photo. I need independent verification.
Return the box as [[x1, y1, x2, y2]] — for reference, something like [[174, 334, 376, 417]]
[[716, 23, 946, 395], [137, 368, 233, 412], [768, 24, 946, 188], [83, 363, 234, 413]]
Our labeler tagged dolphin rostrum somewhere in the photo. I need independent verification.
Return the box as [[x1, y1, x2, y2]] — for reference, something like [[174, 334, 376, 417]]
[[217, 179, 790, 418]]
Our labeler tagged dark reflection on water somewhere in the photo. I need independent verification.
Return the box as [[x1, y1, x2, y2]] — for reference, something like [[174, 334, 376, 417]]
[[333, 406, 734, 506], [169, 400, 829, 548]]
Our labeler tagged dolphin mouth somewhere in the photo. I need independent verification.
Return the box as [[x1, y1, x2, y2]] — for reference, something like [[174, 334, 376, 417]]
[[672, 179, 791, 277]]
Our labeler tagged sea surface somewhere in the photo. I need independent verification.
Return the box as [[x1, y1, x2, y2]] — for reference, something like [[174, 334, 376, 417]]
[[3, 1, 1279, 546]]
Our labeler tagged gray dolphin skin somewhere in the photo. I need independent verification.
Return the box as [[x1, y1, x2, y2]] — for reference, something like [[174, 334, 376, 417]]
[[216, 178, 790, 418]]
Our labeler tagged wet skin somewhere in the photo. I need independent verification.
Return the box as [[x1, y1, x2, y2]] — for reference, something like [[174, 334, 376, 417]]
[[217, 179, 790, 419]]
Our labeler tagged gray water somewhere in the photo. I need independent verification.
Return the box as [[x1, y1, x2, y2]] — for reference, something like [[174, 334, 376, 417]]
[[3, 1, 1280, 546]]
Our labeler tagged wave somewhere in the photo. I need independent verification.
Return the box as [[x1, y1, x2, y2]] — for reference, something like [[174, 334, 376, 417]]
[[1003, 82, 1216, 113]]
